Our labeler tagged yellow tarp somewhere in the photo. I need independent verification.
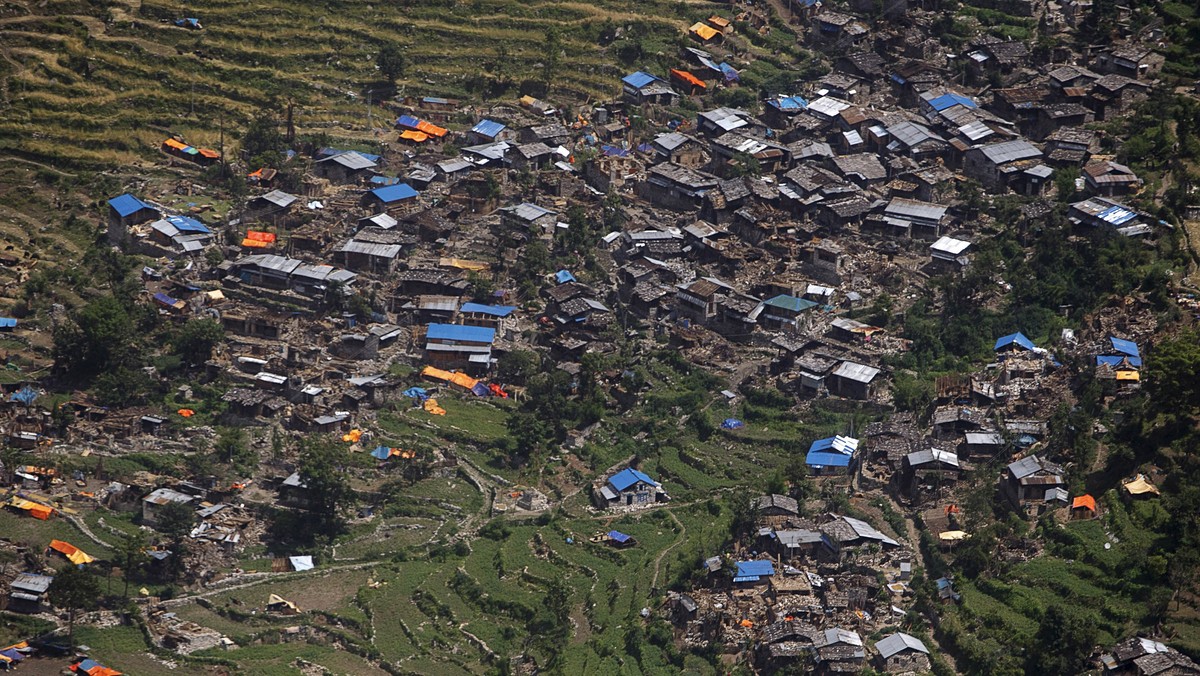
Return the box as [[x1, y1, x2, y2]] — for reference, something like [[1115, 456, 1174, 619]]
[[206, 290, 225, 301], [1123, 475, 1160, 495], [8, 497, 52, 519], [689, 22, 719, 41], [439, 257, 490, 271], [342, 429, 362, 443], [1115, 370, 1140, 381], [939, 530, 968, 541], [400, 130, 430, 143], [423, 398, 446, 416], [267, 593, 298, 610], [421, 365, 480, 390], [49, 539, 95, 565]]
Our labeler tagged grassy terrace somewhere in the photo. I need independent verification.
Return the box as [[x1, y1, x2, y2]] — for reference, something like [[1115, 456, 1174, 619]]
[[0, 0, 730, 172]]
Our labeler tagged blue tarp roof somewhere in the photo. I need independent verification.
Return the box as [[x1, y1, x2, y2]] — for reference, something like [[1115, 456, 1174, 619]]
[[426, 323, 495, 344], [927, 92, 977, 111], [600, 145, 629, 157], [10, 386, 36, 406], [422, 96, 450, 105], [719, 62, 740, 81], [166, 214, 210, 234], [460, 302, 516, 317], [471, 119, 506, 138], [555, 270, 577, 284], [371, 446, 391, 460], [0, 317, 17, 329], [75, 660, 101, 673], [153, 292, 180, 306], [608, 530, 632, 543], [622, 71, 659, 89], [369, 183, 419, 203], [0, 648, 23, 662], [735, 560, 774, 578], [764, 294, 818, 312], [402, 387, 428, 400], [370, 175, 401, 186], [806, 451, 853, 468], [1109, 336, 1140, 358], [721, 418, 744, 429], [396, 114, 422, 129], [768, 96, 808, 112], [994, 332, 1034, 351], [608, 468, 659, 491], [108, 193, 156, 217]]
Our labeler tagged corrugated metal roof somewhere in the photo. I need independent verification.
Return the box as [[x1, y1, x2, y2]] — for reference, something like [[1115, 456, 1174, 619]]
[[501, 202, 555, 221], [876, 633, 929, 659], [979, 139, 1041, 165], [338, 240, 402, 258], [471, 119, 507, 138], [320, 151, 377, 170], [832, 361, 880, 383], [930, 236, 971, 255], [258, 189, 298, 208]]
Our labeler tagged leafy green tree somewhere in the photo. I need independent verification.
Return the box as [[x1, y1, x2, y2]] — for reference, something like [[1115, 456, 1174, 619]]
[[115, 530, 148, 597], [297, 439, 355, 536], [156, 500, 195, 579], [92, 366, 152, 407], [241, 115, 285, 169], [1146, 329, 1200, 414], [214, 427, 252, 467], [174, 318, 223, 365], [48, 566, 101, 639], [541, 28, 563, 85], [377, 42, 406, 83], [1027, 604, 1097, 675], [53, 295, 135, 378], [498, 350, 540, 384]]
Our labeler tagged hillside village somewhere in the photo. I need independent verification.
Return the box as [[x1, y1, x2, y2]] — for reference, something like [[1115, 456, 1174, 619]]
[[1, 0, 1200, 673]]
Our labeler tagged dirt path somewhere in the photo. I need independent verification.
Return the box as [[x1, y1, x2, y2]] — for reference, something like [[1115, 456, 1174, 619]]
[[650, 509, 687, 590], [160, 560, 383, 608]]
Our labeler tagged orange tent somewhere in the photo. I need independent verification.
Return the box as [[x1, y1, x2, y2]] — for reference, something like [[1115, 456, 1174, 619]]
[[400, 130, 430, 143], [198, 148, 221, 159], [1072, 494, 1097, 512], [241, 238, 271, 248], [246, 231, 276, 243], [163, 138, 188, 151]]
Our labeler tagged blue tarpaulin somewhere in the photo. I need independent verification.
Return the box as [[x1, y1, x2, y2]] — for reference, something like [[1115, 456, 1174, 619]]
[[721, 419, 744, 429], [10, 386, 37, 406], [608, 531, 632, 543], [555, 270, 577, 284], [994, 332, 1034, 352], [471, 382, 490, 397], [402, 387, 429, 400], [719, 62, 740, 82], [371, 446, 392, 460]]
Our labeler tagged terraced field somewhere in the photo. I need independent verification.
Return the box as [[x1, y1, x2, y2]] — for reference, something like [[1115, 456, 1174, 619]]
[[0, 0, 729, 172]]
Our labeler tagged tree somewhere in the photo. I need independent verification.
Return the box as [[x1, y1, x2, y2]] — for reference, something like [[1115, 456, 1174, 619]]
[[174, 318, 223, 365], [1146, 329, 1200, 415], [156, 501, 195, 580], [541, 28, 563, 85], [1027, 604, 1098, 675], [498, 350, 540, 384], [377, 42, 406, 83], [115, 530, 148, 597], [297, 439, 355, 536], [53, 295, 135, 379], [214, 427, 252, 468], [48, 566, 101, 639], [241, 115, 285, 169]]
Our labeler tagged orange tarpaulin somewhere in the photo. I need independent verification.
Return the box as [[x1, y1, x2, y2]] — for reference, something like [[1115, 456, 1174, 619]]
[[399, 130, 429, 143], [421, 365, 479, 391], [415, 120, 448, 137], [423, 398, 446, 415], [198, 148, 221, 159], [671, 69, 707, 89], [241, 238, 271, 248], [49, 539, 95, 565], [246, 231, 277, 243], [689, 22, 719, 41], [342, 429, 363, 443], [177, 409, 194, 417], [163, 138, 188, 151], [1072, 494, 1097, 512]]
